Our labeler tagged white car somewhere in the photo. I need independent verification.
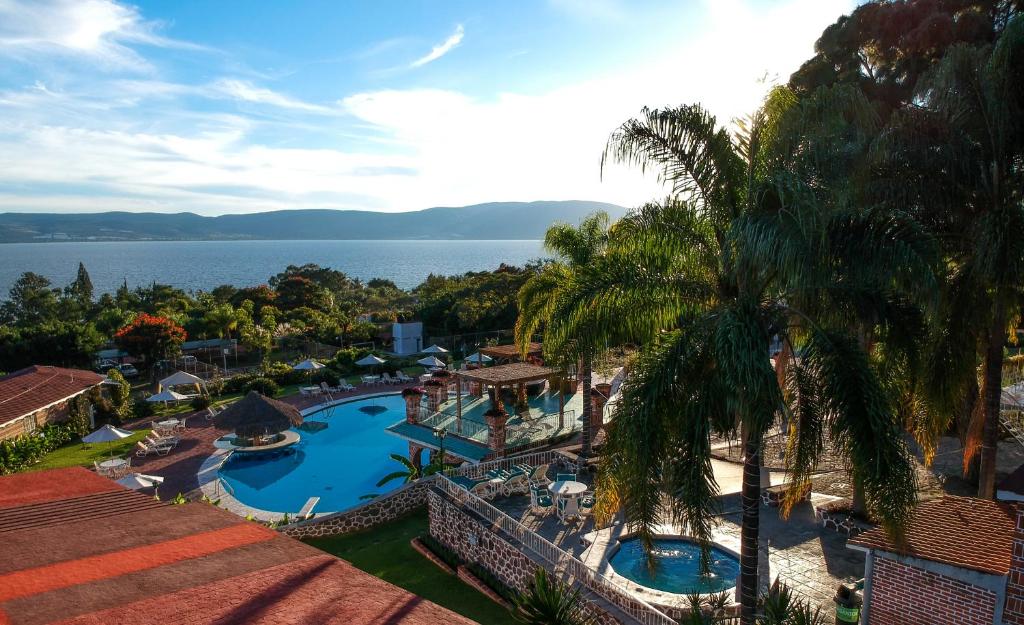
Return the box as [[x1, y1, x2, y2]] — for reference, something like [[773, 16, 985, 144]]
[[115, 363, 139, 377]]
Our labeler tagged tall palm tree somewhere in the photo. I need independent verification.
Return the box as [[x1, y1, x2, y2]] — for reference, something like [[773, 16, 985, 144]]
[[516, 212, 610, 456], [874, 16, 1024, 497], [548, 88, 925, 624]]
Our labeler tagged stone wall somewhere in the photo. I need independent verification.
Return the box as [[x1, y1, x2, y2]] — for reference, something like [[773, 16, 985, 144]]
[[867, 556, 998, 625], [279, 478, 431, 539], [427, 489, 634, 625]]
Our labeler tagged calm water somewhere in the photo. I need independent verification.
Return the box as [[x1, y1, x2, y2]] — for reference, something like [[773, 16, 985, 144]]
[[218, 394, 409, 514], [0, 239, 546, 296], [609, 538, 740, 594]]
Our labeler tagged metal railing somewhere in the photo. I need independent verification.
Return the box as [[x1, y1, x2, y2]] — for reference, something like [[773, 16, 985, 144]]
[[435, 474, 676, 625], [447, 448, 570, 479]]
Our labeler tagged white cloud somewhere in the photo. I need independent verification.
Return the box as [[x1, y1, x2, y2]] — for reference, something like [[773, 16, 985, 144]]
[[0, 0, 205, 71], [0, 0, 854, 215], [210, 79, 334, 113], [409, 24, 464, 68]]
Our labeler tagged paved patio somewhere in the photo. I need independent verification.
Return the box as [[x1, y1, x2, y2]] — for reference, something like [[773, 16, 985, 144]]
[[489, 458, 861, 611]]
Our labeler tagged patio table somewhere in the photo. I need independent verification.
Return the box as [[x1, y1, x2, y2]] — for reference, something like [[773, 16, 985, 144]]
[[362, 375, 379, 384], [98, 457, 129, 478], [156, 419, 179, 430], [548, 480, 587, 499], [300, 386, 321, 395]]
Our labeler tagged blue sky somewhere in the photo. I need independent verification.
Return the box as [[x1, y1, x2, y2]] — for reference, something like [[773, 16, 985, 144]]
[[0, 0, 855, 215]]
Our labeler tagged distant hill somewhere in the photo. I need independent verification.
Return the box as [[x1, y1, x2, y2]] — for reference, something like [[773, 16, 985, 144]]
[[0, 201, 627, 243]]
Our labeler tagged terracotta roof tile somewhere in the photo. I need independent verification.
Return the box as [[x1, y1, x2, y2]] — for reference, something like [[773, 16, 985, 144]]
[[0, 366, 105, 427], [0, 469, 479, 625], [849, 495, 1015, 575], [0, 468, 121, 510]]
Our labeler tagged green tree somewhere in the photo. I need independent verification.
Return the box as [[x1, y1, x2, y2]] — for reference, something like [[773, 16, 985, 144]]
[[67, 262, 94, 307], [874, 15, 1024, 497], [105, 368, 133, 422], [556, 91, 924, 623], [204, 303, 239, 341], [516, 214, 610, 456], [3, 272, 59, 326]]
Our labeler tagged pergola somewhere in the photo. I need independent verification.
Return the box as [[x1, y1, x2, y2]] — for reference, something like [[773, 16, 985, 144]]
[[478, 342, 543, 363], [453, 362, 564, 426]]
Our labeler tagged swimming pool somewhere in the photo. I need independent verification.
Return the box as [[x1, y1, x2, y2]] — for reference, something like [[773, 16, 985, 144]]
[[218, 394, 408, 514], [609, 537, 739, 595]]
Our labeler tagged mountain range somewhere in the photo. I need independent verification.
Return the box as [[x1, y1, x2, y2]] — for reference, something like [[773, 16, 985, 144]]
[[0, 201, 626, 243]]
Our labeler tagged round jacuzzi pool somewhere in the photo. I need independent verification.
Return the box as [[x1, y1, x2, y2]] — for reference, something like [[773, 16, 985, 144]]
[[609, 537, 739, 595]]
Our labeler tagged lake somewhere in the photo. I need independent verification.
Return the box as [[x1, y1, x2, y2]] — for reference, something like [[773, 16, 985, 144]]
[[0, 240, 547, 296]]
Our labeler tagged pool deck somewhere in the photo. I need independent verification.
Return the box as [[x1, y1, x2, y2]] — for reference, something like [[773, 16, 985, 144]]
[[488, 458, 862, 612]]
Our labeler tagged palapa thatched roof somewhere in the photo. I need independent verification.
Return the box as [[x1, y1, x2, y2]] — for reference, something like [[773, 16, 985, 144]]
[[479, 342, 542, 361], [214, 391, 303, 437]]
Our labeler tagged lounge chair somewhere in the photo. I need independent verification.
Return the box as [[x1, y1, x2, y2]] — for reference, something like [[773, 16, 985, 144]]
[[381, 372, 398, 385], [147, 433, 180, 446], [205, 406, 223, 420], [450, 475, 493, 499], [320, 382, 338, 394], [338, 380, 355, 392], [174, 417, 187, 432], [135, 440, 174, 457], [395, 371, 413, 383], [528, 463, 551, 485]]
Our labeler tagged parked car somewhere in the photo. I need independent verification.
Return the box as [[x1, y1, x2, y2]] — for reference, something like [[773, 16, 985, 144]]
[[179, 355, 198, 365], [96, 360, 118, 372], [115, 363, 139, 377]]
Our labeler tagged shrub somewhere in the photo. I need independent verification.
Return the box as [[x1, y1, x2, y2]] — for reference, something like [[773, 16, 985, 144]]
[[310, 368, 340, 387], [133, 398, 156, 419], [223, 373, 258, 394], [245, 377, 281, 397], [465, 562, 519, 604], [418, 533, 461, 570], [66, 394, 92, 437], [190, 395, 211, 411], [0, 424, 75, 475]]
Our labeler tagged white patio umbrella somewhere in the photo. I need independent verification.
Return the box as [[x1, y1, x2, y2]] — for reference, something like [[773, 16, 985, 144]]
[[417, 355, 446, 369], [464, 352, 493, 365], [116, 473, 164, 490], [421, 344, 449, 354], [292, 359, 325, 371], [82, 424, 133, 458], [146, 389, 189, 405], [356, 354, 386, 367]]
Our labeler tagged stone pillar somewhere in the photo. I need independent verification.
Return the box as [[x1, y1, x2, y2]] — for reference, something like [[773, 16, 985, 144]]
[[409, 442, 424, 471], [423, 381, 444, 412], [485, 407, 508, 457], [591, 383, 612, 434], [517, 383, 527, 405], [402, 387, 425, 423]]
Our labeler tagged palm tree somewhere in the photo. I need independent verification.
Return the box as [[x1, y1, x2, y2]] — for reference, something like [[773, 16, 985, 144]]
[[548, 88, 924, 624], [516, 213, 610, 456], [873, 16, 1024, 497]]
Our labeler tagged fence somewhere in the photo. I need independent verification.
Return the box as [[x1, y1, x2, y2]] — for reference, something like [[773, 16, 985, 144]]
[[435, 474, 676, 625]]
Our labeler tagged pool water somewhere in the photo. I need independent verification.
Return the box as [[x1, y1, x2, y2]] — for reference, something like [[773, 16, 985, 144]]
[[218, 394, 408, 514], [609, 538, 740, 595]]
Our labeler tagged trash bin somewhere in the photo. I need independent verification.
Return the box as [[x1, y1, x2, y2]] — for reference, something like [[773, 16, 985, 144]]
[[834, 584, 862, 624]]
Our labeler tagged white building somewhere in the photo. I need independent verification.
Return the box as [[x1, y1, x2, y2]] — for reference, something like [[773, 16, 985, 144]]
[[392, 322, 423, 355]]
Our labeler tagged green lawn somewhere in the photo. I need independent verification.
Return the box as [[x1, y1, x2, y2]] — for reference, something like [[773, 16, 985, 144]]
[[28, 429, 152, 472], [306, 510, 519, 625]]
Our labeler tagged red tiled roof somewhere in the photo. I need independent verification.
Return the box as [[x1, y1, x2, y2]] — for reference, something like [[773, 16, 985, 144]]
[[850, 495, 1015, 575], [0, 468, 478, 625], [0, 366, 105, 426], [0, 468, 121, 511]]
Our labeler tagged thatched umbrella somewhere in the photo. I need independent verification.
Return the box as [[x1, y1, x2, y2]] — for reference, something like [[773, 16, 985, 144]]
[[214, 391, 303, 440]]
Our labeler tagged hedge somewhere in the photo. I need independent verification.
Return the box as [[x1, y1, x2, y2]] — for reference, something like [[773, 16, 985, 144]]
[[0, 424, 76, 475]]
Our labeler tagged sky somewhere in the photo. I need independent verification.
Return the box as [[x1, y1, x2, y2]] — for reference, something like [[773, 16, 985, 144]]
[[0, 0, 856, 215]]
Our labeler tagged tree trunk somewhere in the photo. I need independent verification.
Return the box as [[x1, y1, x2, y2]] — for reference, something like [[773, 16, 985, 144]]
[[739, 430, 763, 625], [978, 298, 1007, 499], [581, 353, 593, 457]]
